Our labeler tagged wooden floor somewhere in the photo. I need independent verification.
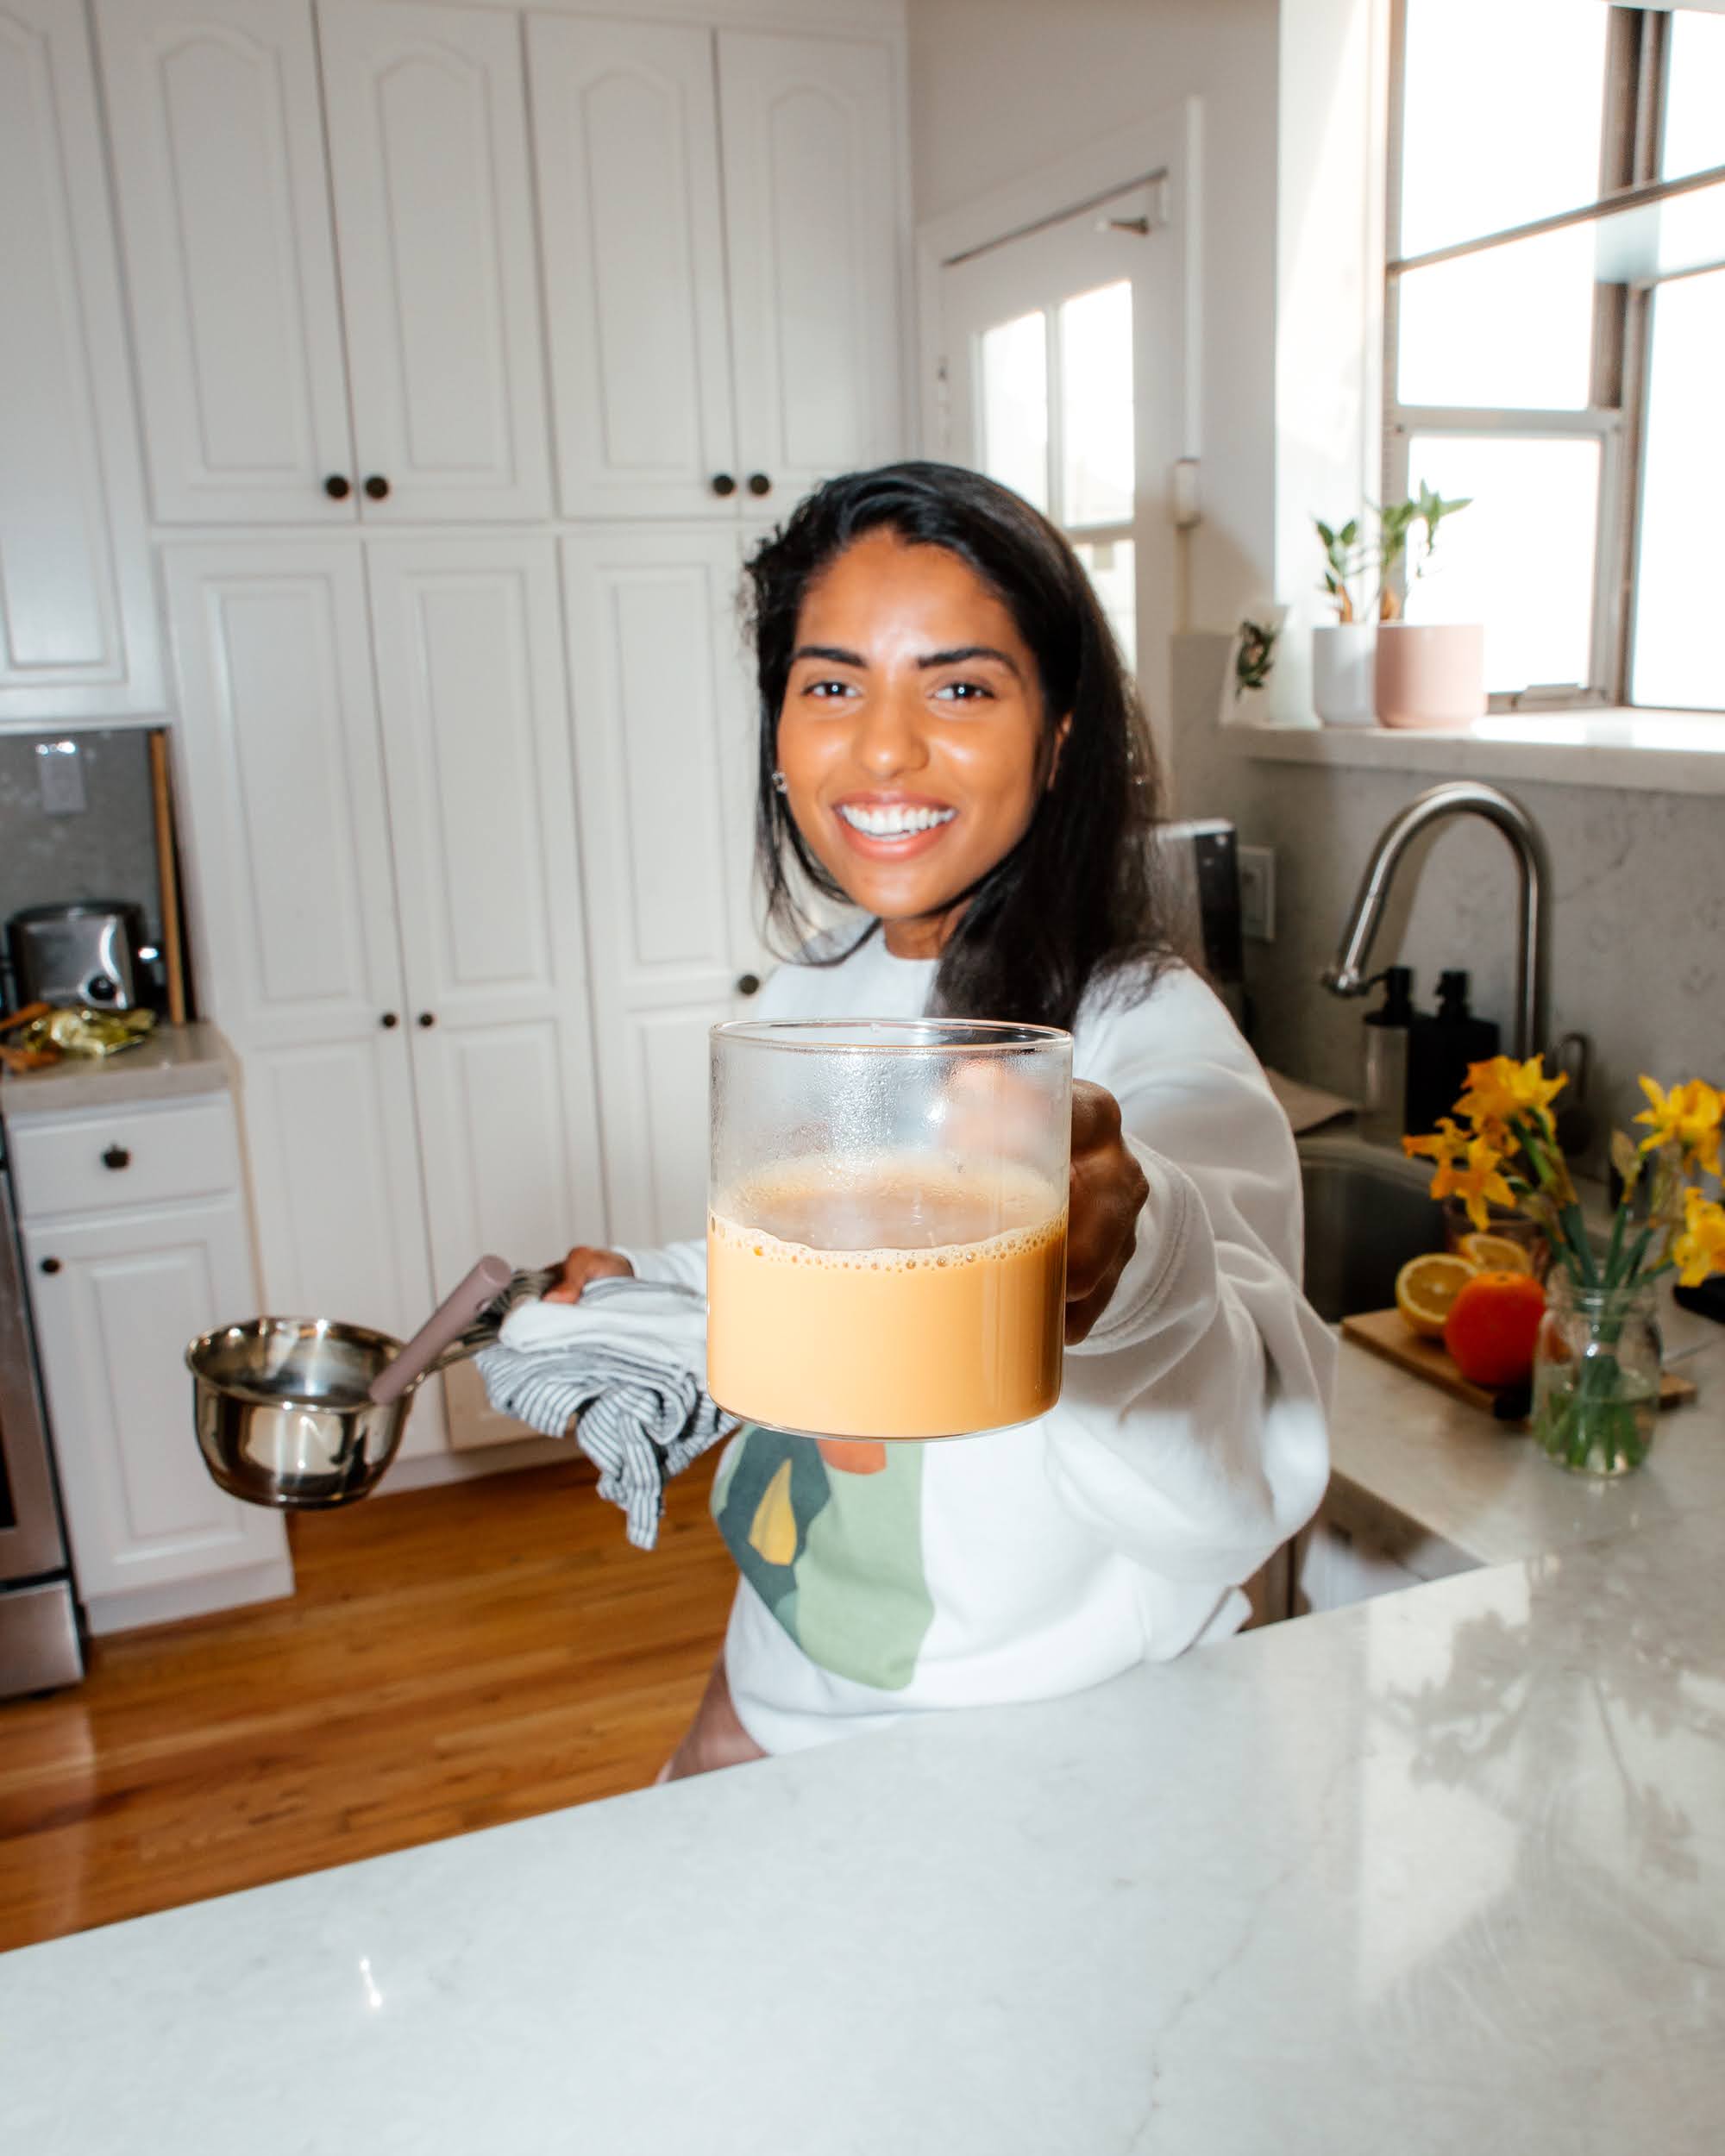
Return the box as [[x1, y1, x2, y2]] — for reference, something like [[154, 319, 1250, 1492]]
[[0, 1455, 737, 1952]]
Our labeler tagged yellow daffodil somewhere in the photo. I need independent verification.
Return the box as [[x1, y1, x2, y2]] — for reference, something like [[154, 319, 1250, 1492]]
[[1672, 1185, 1725, 1288], [1418, 1131, 1518, 1232], [1634, 1076, 1723, 1173], [1402, 1117, 1469, 1168], [1456, 1054, 1566, 1132]]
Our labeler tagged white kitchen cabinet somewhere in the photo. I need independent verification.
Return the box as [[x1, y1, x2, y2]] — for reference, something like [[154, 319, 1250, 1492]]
[[717, 30, 904, 506], [97, 0, 549, 524], [93, 0, 354, 525], [317, 1, 550, 522], [561, 527, 764, 1245], [162, 540, 443, 1455], [528, 14, 736, 523], [14, 1105, 289, 1634], [0, 0, 162, 722], [364, 537, 606, 1288]]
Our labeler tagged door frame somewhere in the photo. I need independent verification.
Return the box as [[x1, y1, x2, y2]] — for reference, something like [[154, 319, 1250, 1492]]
[[913, 97, 1201, 468]]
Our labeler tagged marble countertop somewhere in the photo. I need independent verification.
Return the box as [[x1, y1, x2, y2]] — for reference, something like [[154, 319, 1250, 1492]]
[[3, 1512, 1720, 2154], [0, 1020, 234, 1117], [1327, 1287, 1725, 1579]]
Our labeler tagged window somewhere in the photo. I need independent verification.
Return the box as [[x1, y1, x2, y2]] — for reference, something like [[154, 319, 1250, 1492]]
[[1386, 1, 1725, 712]]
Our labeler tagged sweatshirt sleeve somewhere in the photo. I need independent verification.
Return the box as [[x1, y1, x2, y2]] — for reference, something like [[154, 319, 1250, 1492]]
[[1047, 971, 1334, 1589], [615, 1236, 708, 1296]]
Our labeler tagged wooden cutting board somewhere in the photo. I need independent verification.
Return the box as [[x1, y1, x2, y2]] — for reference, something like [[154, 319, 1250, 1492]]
[[1340, 1306, 1697, 1422]]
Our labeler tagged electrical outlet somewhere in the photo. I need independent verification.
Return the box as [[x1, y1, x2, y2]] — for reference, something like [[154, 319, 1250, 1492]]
[[1239, 845, 1276, 942], [35, 738, 86, 816]]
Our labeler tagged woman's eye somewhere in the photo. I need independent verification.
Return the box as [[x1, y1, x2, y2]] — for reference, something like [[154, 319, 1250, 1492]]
[[805, 678, 855, 700], [933, 680, 993, 704]]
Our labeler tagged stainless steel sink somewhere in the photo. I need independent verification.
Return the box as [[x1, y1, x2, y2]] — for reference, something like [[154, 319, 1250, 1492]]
[[1299, 1136, 1446, 1323]]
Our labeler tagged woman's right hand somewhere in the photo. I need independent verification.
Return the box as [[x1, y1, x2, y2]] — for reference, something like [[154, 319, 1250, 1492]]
[[543, 1246, 635, 1305]]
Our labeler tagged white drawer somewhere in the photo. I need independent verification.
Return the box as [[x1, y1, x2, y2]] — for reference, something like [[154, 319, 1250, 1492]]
[[8, 1095, 242, 1220]]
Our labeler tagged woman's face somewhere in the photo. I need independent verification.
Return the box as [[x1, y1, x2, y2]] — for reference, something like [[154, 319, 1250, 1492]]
[[775, 531, 1063, 956]]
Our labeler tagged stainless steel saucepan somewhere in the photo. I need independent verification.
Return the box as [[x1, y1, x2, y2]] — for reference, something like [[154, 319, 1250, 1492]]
[[187, 1257, 555, 1510]]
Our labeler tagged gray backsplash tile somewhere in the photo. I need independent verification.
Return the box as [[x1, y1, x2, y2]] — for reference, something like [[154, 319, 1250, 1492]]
[[0, 730, 162, 992]]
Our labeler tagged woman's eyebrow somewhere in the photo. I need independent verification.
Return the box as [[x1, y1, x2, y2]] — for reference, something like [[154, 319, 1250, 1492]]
[[790, 642, 867, 667], [918, 644, 1023, 679]]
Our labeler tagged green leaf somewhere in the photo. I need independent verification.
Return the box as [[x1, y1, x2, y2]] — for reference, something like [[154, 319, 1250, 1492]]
[[1315, 519, 1334, 548]]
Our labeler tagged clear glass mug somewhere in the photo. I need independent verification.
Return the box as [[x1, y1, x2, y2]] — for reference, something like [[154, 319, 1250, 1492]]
[[706, 1019, 1073, 1442]]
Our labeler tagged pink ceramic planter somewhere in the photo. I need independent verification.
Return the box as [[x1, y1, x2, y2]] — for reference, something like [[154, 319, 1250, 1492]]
[[1374, 623, 1486, 730]]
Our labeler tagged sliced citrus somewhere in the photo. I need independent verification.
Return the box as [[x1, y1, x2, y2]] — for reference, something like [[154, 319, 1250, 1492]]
[[1457, 1231, 1533, 1275], [1395, 1252, 1477, 1339]]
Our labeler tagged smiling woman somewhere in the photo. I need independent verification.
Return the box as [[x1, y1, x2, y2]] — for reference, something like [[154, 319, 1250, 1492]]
[[744, 461, 1167, 1030]]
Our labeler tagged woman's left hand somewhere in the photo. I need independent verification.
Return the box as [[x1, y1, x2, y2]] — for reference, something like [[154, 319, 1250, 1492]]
[[1066, 1081, 1150, 1344]]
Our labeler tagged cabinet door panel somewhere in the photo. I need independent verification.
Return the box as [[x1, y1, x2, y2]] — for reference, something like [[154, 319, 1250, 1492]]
[[0, 0, 162, 718], [164, 541, 438, 1430], [717, 32, 903, 498], [561, 529, 758, 1247], [318, 0, 549, 521], [94, 0, 354, 523], [529, 15, 735, 520], [22, 1196, 285, 1599], [367, 537, 605, 1287]]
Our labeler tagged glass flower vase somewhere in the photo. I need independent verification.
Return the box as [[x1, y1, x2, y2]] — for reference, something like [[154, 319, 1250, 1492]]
[[1530, 1275, 1662, 1477]]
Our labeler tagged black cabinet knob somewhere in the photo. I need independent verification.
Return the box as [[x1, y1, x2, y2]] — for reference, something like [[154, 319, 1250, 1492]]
[[711, 473, 737, 498], [324, 474, 352, 499], [363, 474, 390, 500], [102, 1144, 131, 1171], [380, 1012, 399, 1029], [746, 473, 772, 498], [417, 1011, 436, 1028], [735, 973, 762, 997], [40, 1257, 60, 1276]]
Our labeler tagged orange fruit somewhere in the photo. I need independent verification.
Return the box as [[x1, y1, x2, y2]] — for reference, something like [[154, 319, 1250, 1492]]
[[1444, 1271, 1546, 1388], [1395, 1253, 1477, 1339], [1457, 1231, 1533, 1275]]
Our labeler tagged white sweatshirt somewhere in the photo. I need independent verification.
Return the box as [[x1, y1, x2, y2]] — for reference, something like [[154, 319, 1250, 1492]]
[[624, 936, 1333, 1754]]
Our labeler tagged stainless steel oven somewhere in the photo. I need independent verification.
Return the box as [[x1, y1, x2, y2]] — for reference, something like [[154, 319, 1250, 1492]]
[[0, 1128, 83, 1698]]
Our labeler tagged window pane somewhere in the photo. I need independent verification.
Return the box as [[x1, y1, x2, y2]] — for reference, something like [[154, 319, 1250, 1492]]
[[1400, 0, 1608, 255], [1397, 226, 1596, 409], [981, 310, 1049, 512], [1633, 270, 1725, 711], [1074, 536, 1136, 673], [1662, 12, 1725, 182], [1403, 435, 1601, 694], [1060, 280, 1134, 527]]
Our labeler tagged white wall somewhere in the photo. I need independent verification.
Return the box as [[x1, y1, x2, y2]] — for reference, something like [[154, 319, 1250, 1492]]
[[906, 0, 1281, 636]]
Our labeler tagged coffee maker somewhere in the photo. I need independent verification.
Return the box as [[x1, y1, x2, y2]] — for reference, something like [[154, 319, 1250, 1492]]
[[6, 900, 161, 1012]]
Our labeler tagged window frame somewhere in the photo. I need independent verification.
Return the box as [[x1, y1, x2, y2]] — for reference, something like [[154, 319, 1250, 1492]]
[[1383, 3, 1722, 717]]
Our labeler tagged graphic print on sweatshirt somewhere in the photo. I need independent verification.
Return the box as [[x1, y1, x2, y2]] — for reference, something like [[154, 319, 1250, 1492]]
[[712, 1428, 935, 1690]]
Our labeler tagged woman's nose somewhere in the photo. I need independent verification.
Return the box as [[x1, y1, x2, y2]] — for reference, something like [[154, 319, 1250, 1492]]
[[855, 687, 929, 778]]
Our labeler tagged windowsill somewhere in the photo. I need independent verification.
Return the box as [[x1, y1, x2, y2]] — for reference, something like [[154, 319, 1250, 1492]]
[[1228, 708, 1725, 795]]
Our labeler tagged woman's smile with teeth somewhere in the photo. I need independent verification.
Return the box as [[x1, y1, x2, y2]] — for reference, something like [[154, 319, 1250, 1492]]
[[837, 803, 957, 836]]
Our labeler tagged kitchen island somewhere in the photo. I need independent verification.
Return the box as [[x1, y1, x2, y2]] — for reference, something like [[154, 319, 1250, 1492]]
[[3, 1499, 1720, 2153]]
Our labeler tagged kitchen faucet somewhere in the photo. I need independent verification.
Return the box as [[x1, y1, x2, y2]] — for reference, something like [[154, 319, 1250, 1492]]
[[1322, 780, 1549, 1058]]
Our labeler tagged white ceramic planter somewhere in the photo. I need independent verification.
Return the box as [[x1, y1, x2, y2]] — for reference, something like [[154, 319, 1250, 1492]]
[[1311, 623, 1378, 728], [1374, 622, 1486, 730]]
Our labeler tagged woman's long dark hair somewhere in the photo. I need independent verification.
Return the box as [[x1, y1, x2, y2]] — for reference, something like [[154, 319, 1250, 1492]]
[[743, 461, 1173, 1034]]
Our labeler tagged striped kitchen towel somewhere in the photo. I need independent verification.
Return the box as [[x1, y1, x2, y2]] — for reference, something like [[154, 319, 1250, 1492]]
[[475, 1277, 734, 1550]]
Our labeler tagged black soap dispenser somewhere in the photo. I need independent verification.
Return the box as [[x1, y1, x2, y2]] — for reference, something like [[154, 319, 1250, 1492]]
[[1405, 968, 1500, 1138], [1359, 965, 1416, 1144]]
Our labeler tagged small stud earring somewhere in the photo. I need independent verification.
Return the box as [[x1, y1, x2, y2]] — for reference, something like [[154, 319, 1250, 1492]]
[[772, 770, 788, 794]]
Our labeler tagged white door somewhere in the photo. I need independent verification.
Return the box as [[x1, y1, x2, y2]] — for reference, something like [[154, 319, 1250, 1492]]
[[364, 537, 608, 1301], [529, 15, 737, 522], [716, 31, 904, 510], [0, 0, 162, 720], [93, 0, 355, 523], [561, 527, 761, 1247], [317, 0, 549, 522], [162, 541, 441, 1452], [22, 1198, 285, 1601], [938, 180, 1181, 722]]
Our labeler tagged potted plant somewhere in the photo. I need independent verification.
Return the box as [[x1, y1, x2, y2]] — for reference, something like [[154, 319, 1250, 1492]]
[[1374, 481, 1483, 729], [1405, 1058, 1725, 1476], [1310, 517, 1377, 727]]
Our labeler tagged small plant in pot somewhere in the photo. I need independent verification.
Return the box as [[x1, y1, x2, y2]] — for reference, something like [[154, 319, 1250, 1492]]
[[1310, 517, 1377, 728], [1375, 481, 1483, 730]]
